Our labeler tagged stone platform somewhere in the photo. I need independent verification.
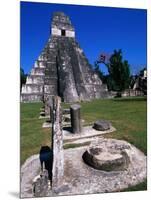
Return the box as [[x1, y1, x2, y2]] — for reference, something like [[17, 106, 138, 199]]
[[20, 155, 41, 198], [21, 139, 146, 198], [63, 125, 116, 142], [61, 142, 146, 196]]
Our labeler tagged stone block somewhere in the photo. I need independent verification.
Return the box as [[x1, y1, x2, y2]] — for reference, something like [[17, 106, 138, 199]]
[[93, 120, 111, 131], [82, 138, 130, 171], [70, 104, 82, 134]]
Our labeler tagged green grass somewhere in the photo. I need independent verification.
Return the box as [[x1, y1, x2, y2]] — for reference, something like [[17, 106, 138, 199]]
[[62, 97, 147, 154], [20, 102, 51, 164], [121, 179, 147, 192], [20, 96, 147, 191], [63, 141, 90, 149]]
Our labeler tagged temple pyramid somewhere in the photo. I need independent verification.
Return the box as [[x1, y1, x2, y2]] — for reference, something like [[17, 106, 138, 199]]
[[21, 12, 108, 102]]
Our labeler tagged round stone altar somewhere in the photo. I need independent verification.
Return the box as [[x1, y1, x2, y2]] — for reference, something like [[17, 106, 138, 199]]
[[21, 138, 147, 197], [83, 138, 130, 171]]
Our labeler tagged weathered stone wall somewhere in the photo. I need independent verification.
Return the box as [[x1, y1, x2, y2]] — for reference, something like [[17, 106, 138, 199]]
[[122, 89, 144, 97], [21, 47, 47, 102], [21, 94, 43, 102], [33, 170, 49, 197]]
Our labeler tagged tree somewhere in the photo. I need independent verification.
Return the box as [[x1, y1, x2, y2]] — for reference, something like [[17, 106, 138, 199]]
[[108, 49, 130, 93], [20, 67, 27, 90]]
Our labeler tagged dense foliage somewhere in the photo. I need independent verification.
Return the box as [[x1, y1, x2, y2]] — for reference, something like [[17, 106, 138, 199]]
[[108, 49, 130, 92], [20, 68, 27, 90], [95, 49, 131, 93]]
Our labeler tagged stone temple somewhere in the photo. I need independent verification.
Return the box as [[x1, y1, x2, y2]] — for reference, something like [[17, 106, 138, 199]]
[[21, 12, 108, 102]]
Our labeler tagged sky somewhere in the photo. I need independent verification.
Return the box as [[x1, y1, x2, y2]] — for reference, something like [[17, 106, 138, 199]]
[[20, 1, 147, 75]]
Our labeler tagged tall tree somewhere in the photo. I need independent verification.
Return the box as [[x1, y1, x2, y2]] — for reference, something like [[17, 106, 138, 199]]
[[108, 49, 130, 93]]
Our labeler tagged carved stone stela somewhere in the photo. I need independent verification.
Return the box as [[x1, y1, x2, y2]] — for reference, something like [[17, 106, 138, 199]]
[[21, 12, 108, 103], [51, 96, 64, 190]]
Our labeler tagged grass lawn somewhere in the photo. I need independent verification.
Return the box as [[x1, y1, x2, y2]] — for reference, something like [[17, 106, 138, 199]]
[[20, 96, 147, 191], [20, 102, 51, 164]]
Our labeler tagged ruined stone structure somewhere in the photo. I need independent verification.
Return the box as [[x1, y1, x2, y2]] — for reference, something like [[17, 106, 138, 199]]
[[21, 12, 108, 102]]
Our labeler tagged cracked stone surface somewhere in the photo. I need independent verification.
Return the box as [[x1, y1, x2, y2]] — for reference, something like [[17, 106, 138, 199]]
[[21, 139, 146, 198], [59, 140, 146, 196], [20, 155, 41, 198]]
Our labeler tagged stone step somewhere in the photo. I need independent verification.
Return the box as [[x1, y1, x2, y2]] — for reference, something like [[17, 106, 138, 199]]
[[21, 84, 43, 94], [26, 76, 44, 84], [44, 84, 58, 94], [44, 77, 58, 85], [21, 93, 43, 102], [30, 68, 45, 75]]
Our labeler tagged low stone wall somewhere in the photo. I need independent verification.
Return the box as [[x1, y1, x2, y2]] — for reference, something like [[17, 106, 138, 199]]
[[122, 89, 144, 97], [21, 93, 43, 102], [33, 170, 50, 197]]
